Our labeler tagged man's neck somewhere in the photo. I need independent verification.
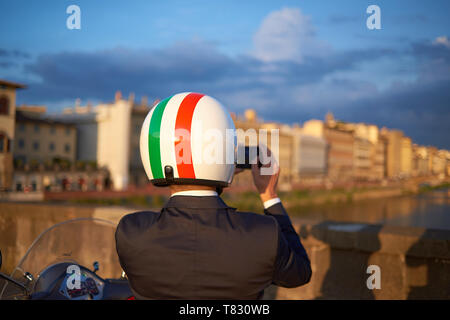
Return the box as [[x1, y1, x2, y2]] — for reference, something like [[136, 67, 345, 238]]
[[169, 184, 217, 197], [170, 190, 218, 197]]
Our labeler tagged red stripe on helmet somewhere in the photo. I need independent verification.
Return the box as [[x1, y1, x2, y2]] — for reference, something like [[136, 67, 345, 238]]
[[174, 93, 205, 178]]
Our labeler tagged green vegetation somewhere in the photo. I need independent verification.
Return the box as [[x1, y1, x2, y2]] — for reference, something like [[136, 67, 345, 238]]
[[418, 182, 450, 193], [222, 188, 359, 214], [75, 160, 98, 170], [222, 191, 263, 212]]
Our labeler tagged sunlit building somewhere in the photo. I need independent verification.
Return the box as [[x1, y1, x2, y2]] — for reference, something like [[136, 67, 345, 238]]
[[291, 126, 327, 186], [0, 79, 25, 190], [129, 99, 153, 187], [373, 136, 387, 180], [333, 120, 386, 181], [353, 137, 372, 181], [303, 118, 354, 183], [446, 151, 450, 177], [14, 107, 77, 165], [412, 144, 429, 176], [381, 128, 403, 178], [433, 150, 447, 176], [231, 110, 319, 190], [400, 137, 413, 177], [354, 123, 386, 181], [56, 92, 135, 190], [230, 110, 261, 188], [427, 146, 438, 175], [231, 110, 295, 190]]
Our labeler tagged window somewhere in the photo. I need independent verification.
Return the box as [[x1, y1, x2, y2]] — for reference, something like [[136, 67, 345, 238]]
[[65, 128, 71, 136], [50, 127, 56, 134], [64, 144, 71, 153], [0, 96, 9, 115], [49, 142, 55, 151], [18, 123, 25, 132], [18, 139, 25, 149], [33, 141, 39, 151], [34, 124, 40, 133]]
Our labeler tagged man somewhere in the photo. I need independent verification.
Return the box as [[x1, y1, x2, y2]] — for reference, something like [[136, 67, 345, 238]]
[[115, 92, 311, 299]]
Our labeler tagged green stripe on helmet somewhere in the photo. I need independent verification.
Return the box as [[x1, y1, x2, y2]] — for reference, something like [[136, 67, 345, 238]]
[[148, 96, 172, 179]]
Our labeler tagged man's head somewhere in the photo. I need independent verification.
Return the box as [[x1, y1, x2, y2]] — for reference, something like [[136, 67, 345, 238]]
[[140, 92, 236, 190]]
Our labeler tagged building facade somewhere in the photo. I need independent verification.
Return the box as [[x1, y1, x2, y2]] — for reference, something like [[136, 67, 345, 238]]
[[14, 108, 77, 166], [381, 128, 404, 178], [400, 137, 413, 177], [129, 104, 152, 187], [353, 137, 372, 181], [56, 92, 133, 190], [303, 119, 354, 183], [292, 127, 327, 186], [412, 144, 429, 176], [0, 80, 25, 190]]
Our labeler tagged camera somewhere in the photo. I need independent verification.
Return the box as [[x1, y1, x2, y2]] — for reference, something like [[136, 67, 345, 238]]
[[236, 146, 262, 169]]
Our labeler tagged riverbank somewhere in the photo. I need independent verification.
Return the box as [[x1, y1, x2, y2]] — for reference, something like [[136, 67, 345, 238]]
[[223, 182, 450, 215], [49, 181, 450, 218]]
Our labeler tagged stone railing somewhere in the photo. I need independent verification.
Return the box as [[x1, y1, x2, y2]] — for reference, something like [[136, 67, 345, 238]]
[[264, 219, 450, 299]]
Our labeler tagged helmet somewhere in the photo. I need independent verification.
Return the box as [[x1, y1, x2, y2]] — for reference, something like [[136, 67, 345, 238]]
[[140, 92, 236, 187]]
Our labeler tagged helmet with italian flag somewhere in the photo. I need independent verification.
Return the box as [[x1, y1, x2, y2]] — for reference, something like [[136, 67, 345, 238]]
[[140, 92, 236, 188]]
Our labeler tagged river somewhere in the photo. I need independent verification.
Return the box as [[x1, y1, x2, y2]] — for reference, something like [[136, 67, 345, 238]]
[[294, 188, 450, 230]]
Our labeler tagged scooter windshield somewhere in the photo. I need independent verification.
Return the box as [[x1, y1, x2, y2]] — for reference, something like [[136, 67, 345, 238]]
[[0, 218, 123, 299]]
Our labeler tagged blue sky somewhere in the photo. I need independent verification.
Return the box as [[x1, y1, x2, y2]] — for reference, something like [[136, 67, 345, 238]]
[[1, 0, 449, 148]]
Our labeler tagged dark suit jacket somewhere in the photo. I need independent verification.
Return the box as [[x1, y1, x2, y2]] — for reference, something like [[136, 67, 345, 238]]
[[115, 195, 311, 299]]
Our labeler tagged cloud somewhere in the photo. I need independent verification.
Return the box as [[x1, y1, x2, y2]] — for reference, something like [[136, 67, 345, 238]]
[[338, 39, 450, 148], [328, 14, 359, 24], [0, 61, 17, 68], [22, 40, 239, 102], [0, 48, 30, 58], [252, 7, 330, 63], [19, 41, 395, 108], [433, 36, 450, 49], [394, 14, 429, 24], [0, 48, 30, 69]]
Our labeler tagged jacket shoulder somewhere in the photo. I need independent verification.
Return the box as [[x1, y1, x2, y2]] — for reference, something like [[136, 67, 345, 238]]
[[233, 210, 279, 233], [116, 211, 159, 237]]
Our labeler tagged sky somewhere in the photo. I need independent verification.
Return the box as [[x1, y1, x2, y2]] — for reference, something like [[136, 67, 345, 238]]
[[1, 0, 449, 148]]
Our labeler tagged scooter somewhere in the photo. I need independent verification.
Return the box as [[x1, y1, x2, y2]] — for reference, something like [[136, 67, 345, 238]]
[[0, 218, 134, 300]]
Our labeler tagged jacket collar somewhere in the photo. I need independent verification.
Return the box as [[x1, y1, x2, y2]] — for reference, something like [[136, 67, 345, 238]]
[[163, 195, 234, 210]]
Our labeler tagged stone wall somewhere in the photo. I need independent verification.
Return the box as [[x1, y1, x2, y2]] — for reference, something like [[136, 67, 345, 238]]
[[2, 202, 449, 299], [266, 219, 450, 300]]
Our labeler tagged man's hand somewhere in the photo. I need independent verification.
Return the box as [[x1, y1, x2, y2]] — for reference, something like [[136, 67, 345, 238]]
[[251, 147, 280, 203]]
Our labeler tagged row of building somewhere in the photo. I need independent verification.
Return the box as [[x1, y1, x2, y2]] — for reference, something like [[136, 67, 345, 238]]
[[0, 80, 148, 192], [232, 110, 450, 189], [0, 79, 449, 192]]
